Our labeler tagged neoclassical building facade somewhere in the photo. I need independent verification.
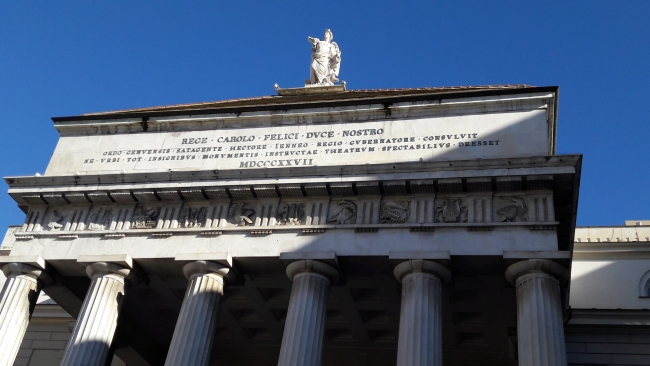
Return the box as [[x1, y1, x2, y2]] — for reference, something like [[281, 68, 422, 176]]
[[1, 85, 644, 366]]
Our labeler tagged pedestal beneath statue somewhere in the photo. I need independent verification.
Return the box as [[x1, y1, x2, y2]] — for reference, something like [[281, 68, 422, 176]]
[[274, 82, 346, 96]]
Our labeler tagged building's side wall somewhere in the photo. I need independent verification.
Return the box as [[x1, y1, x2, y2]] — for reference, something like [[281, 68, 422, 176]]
[[565, 329, 650, 365], [11, 308, 126, 366], [14, 317, 72, 366], [570, 259, 650, 309]]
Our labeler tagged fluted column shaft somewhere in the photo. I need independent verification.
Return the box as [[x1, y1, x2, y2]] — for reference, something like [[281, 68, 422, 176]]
[[277, 260, 340, 366], [60, 262, 131, 366], [397, 273, 442, 366], [0, 263, 48, 366], [394, 260, 451, 366], [165, 261, 233, 366], [506, 259, 569, 366]]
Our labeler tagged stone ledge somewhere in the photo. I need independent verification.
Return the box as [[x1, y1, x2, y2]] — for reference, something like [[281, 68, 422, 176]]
[[6, 155, 580, 192], [8, 221, 560, 238]]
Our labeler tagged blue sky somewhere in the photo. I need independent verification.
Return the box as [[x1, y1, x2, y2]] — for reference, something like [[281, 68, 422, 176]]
[[0, 1, 648, 228]]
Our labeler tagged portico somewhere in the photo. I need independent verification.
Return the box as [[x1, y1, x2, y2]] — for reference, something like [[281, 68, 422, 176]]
[[0, 85, 580, 366]]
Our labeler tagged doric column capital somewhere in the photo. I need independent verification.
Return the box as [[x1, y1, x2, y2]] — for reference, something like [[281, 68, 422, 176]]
[[182, 260, 235, 284], [78, 255, 148, 286], [85, 262, 132, 281], [0, 256, 52, 288], [505, 259, 569, 286], [285, 260, 340, 284], [393, 259, 452, 285], [2, 263, 52, 289]]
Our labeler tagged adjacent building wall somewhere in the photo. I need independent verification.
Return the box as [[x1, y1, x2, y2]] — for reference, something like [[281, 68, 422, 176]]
[[566, 225, 650, 365]]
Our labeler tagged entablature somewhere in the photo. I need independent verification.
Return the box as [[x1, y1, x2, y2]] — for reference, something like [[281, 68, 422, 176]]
[[4, 155, 580, 253]]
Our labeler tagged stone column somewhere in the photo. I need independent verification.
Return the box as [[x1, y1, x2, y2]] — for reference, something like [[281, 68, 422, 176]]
[[60, 262, 132, 366], [164, 261, 234, 366], [0, 262, 49, 366], [393, 260, 451, 366], [277, 260, 340, 366], [505, 259, 570, 366]]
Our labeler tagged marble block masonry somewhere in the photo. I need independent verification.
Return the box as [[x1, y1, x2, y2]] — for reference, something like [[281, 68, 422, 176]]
[[0, 75, 580, 365]]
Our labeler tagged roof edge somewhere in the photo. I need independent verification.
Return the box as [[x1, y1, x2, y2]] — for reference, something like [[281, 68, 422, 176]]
[[51, 86, 558, 123]]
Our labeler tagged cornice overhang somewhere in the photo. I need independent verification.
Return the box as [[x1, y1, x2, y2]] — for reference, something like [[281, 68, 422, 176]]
[[6, 155, 579, 191], [51, 86, 559, 123]]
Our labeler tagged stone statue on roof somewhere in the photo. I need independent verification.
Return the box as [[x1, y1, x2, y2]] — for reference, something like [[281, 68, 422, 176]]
[[306, 29, 341, 86]]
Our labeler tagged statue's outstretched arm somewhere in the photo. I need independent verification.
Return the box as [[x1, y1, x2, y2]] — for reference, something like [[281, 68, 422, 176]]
[[307, 36, 318, 44]]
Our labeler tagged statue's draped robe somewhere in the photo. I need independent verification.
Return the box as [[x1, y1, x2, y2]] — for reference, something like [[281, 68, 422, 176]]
[[310, 41, 336, 85]]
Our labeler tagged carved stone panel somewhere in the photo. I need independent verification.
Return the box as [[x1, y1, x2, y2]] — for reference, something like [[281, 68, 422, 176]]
[[45, 209, 66, 231], [87, 207, 113, 230], [180, 206, 208, 228], [327, 200, 357, 225], [87, 206, 134, 231], [380, 200, 411, 224], [277, 202, 306, 226], [132, 205, 161, 229], [228, 202, 256, 226], [434, 198, 468, 223], [494, 196, 528, 222]]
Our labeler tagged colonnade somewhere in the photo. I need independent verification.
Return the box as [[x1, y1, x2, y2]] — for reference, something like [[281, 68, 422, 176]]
[[0, 256, 569, 366]]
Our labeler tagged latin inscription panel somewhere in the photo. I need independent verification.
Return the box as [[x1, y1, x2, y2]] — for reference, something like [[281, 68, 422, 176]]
[[45, 110, 549, 175]]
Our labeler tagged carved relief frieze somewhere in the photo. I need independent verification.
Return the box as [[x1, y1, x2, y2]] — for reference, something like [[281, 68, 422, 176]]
[[277, 203, 306, 226], [327, 200, 357, 224], [228, 202, 256, 226], [380, 200, 411, 224], [495, 196, 528, 222], [88, 208, 114, 230], [435, 198, 468, 223], [180, 206, 208, 228], [14, 189, 555, 237], [46, 209, 66, 231], [132, 206, 161, 229]]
